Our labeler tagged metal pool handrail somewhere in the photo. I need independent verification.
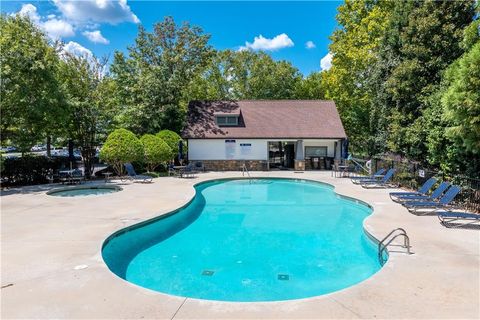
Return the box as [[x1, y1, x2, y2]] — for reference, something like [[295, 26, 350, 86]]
[[378, 228, 411, 265], [241, 162, 251, 178]]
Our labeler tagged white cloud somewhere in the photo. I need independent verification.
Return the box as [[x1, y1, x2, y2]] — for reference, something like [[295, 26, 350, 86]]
[[83, 30, 109, 44], [43, 19, 75, 38], [18, 4, 40, 24], [53, 0, 140, 25], [63, 41, 93, 57], [240, 33, 294, 51], [305, 41, 316, 49], [16, 4, 75, 40], [320, 52, 333, 71]]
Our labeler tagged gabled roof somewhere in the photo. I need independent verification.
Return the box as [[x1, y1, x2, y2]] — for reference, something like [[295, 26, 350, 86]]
[[182, 100, 347, 139]]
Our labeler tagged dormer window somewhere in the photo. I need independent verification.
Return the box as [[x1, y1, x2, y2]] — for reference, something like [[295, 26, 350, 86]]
[[215, 112, 239, 126]]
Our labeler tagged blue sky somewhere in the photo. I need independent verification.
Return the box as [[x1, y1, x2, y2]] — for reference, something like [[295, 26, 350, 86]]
[[2, 1, 340, 75]]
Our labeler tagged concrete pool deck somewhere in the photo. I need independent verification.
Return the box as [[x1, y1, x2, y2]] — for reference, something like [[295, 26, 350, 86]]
[[1, 171, 479, 319]]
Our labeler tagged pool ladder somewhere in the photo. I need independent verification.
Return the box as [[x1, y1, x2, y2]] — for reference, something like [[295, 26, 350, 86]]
[[378, 228, 412, 265], [241, 162, 251, 178]]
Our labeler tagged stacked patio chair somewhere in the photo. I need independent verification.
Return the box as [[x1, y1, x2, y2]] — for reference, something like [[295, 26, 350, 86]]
[[360, 168, 396, 188], [402, 185, 462, 215], [351, 168, 386, 184], [393, 181, 450, 204]]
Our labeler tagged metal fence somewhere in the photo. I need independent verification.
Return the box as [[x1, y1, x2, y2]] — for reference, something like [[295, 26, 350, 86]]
[[371, 157, 480, 213]]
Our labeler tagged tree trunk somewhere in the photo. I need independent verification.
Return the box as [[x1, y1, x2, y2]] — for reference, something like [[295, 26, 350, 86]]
[[81, 146, 95, 179], [46, 136, 51, 157]]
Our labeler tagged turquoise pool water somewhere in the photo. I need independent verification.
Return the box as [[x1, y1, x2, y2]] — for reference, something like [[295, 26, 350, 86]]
[[48, 186, 120, 197], [102, 178, 382, 301]]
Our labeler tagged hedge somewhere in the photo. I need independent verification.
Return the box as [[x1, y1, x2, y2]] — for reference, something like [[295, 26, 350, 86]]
[[1, 155, 74, 187]]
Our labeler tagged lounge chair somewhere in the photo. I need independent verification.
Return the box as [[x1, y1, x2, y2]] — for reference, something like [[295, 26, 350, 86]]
[[437, 211, 480, 228], [396, 181, 449, 203], [389, 177, 437, 202], [351, 168, 386, 184], [403, 185, 462, 214], [360, 168, 396, 188], [124, 163, 153, 183]]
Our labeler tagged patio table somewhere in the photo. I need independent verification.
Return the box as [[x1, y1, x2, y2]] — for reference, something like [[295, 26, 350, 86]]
[[102, 172, 113, 183]]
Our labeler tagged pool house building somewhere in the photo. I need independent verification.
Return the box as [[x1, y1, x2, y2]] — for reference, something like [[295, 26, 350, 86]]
[[182, 100, 347, 171]]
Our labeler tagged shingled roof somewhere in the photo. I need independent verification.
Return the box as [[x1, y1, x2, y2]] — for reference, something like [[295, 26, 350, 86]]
[[182, 100, 347, 139]]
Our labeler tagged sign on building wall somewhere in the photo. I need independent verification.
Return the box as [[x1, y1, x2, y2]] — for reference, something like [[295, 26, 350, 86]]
[[225, 140, 236, 159], [240, 143, 252, 156]]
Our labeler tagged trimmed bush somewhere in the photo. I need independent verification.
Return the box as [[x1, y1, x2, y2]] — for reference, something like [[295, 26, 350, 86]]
[[100, 129, 144, 175], [140, 134, 172, 172], [156, 130, 182, 156]]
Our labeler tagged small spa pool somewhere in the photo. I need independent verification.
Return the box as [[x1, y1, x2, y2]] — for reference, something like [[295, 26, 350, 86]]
[[47, 185, 121, 197], [102, 178, 382, 301]]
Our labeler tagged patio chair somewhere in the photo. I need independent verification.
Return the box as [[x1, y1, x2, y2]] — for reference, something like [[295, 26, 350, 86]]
[[194, 161, 205, 172], [70, 169, 85, 184], [396, 181, 449, 203], [437, 211, 480, 228], [124, 163, 153, 183], [389, 177, 437, 202], [59, 168, 84, 184], [167, 163, 178, 176], [181, 163, 197, 178], [403, 185, 462, 214], [351, 168, 386, 184], [360, 168, 396, 188]]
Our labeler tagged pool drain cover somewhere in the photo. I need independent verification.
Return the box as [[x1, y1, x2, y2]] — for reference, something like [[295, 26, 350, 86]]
[[278, 274, 289, 280], [202, 270, 214, 276]]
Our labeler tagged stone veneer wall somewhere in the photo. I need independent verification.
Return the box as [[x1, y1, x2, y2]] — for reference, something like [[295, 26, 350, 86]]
[[196, 160, 268, 171]]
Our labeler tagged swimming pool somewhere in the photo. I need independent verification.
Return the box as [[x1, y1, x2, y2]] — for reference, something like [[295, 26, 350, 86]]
[[47, 185, 121, 197], [102, 178, 382, 301]]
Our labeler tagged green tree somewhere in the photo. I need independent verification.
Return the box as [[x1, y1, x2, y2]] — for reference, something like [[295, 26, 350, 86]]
[[322, 0, 393, 154], [229, 50, 302, 99], [100, 129, 144, 175], [365, 0, 417, 156], [383, 0, 475, 158], [441, 42, 480, 171], [58, 52, 112, 178], [294, 72, 325, 99], [184, 49, 303, 101], [156, 129, 182, 155], [182, 50, 235, 101], [0, 15, 66, 153], [111, 16, 213, 134], [140, 134, 172, 172]]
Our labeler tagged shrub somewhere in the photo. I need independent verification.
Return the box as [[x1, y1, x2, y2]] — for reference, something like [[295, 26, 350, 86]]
[[140, 134, 172, 172], [1, 155, 73, 186], [100, 129, 144, 175], [156, 130, 183, 158]]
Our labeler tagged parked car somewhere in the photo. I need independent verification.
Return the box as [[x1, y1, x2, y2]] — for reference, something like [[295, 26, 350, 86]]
[[31, 144, 46, 152], [2, 146, 17, 153], [51, 147, 67, 157], [73, 150, 82, 161]]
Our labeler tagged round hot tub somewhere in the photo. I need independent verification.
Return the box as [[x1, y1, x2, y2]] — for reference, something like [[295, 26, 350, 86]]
[[47, 185, 122, 197]]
